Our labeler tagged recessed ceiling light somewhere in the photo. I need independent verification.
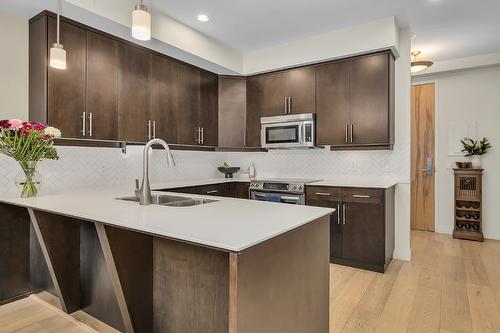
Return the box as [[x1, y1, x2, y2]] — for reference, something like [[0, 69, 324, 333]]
[[197, 14, 209, 22]]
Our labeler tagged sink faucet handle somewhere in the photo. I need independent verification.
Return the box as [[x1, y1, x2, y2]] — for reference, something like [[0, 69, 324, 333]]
[[135, 179, 140, 190]]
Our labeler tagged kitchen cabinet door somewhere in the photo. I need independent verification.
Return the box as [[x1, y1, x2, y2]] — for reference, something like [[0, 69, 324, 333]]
[[86, 31, 118, 140], [315, 60, 350, 146], [47, 18, 86, 138], [264, 71, 288, 116], [151, 54, 178, 144], [245, 76, 266, 147], [342, 202, 385, 266], [349, 53, 391, 145], [117, 43, 151, 142], [177, 64, 200, 145], [286, 67, 316, 114], [199, 71, 218, 146], [234, 182, 250, 199], [306, 196, 343, 261]]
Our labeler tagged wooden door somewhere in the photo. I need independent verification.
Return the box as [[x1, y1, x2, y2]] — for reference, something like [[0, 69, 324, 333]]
[[315, 60, 350, 145], [342, 202, 385, 265], [86, 31, 118, 140], [349, 53, 390, 145], [306, 198, 343, 260], [199, 71, 218, 146], [286, 67, 315, 114], [411, 83, 435, 231], [245, 76, 266, 147], [151, 54, 178, 144], [177, 64, 200, 145], [47, 18, 86, 138], [117, 43, 151, 142]]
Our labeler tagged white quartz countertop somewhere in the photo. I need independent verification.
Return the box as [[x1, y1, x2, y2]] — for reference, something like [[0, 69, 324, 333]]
[[0, 181, 333, 252], [308, 179, 399, 189]]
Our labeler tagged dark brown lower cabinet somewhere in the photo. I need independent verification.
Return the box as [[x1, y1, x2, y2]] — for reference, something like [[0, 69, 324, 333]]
[[306, 185, 395, 272]]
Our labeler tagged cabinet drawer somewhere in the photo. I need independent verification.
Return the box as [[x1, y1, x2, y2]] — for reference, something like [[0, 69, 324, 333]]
[[306, 186, 342, 202], [342, 188, 384, 204], [198, 184, 223, 196]]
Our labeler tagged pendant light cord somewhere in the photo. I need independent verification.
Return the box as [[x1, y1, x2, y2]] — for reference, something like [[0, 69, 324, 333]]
[[56, 0, 62, 44]]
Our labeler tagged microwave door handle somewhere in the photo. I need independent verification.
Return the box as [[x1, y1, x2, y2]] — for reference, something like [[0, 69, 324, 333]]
[[298, 124, 305, 143]]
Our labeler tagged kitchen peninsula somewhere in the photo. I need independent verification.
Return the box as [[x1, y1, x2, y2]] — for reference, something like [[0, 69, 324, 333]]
[[0, 185, 333, 333]]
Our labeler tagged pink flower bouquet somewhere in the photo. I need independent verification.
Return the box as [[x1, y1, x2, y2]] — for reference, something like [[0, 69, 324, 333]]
[[0, 119, 61, 197]]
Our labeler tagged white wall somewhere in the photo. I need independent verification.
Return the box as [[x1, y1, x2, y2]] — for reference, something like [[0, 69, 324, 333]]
[[243, 16, 400, 75], [0, 10, 28, 120], [414, 67, 500, 239]]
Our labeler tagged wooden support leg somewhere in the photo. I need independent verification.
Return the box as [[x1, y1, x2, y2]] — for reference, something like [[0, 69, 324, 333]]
[[28, 208, 81, 313]]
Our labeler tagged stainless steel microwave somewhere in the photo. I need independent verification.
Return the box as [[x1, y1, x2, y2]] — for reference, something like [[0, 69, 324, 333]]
[[261, 113, 316, 149]]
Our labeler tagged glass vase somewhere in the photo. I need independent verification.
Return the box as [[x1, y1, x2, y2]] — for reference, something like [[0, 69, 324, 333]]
[[15, 163, 42, 198]]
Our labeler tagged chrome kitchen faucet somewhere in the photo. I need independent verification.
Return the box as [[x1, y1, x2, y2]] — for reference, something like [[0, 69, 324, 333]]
[[135, 138, 176, 205]]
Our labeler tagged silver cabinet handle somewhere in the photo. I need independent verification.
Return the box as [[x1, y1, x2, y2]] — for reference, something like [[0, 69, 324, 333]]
[[284, 97, 288, 115], [288, 97, 292, 114], [353, 194, 371, 199], [350, 124, 354, 143], [87, 113, 93, 137], [196, 127, 200, 144], [152, 120, 156, 139], [337, 203, 340, 225], [345, 124, 348, 143], [315, 192, 331, 196], [147, 120, 152, 140], [206, 190, 218, 194], [201, 127, 204, 145], [81, 112, 86, 136], [343, 204, 346, 225]]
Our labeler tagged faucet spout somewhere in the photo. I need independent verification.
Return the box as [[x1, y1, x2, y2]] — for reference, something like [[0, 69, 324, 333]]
[[136, 139, 175, 205]]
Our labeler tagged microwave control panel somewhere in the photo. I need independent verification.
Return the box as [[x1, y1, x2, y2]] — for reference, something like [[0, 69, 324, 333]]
[[305, 124, 312, 142]]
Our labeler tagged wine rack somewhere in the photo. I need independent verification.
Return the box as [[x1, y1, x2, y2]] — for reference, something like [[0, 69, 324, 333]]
[[453, 168, 484, 241]]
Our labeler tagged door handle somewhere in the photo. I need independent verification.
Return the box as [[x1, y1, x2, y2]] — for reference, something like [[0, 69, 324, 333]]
[[420, 157, 433, 175], [81, 112, 86, 136], [350, 124, 353, 143], [342, 204, 346, 225], [147, 120, 152, 140], [206, 190, 218, 194], [201, 127, 204, 145], [196, 127, 200, 144], [284, 97, 288, 115], [288, 97, 292, 114], [152, 121, 156, 139], [353, 194, 371, 199], [337, 204, 340, 225], [345, 124, 348, 143], [87, 113, 93, 137], [315, 192, 331, 196]]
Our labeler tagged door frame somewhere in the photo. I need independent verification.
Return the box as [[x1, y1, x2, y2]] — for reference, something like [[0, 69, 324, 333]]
[[410, 79, 440, 232]]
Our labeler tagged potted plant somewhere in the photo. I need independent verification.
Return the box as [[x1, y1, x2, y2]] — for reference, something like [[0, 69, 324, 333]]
[[460, 137, 491, 168], [0, 119, 61, 197]]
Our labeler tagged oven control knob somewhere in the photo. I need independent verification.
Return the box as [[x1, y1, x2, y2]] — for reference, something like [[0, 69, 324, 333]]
[[298, 185, 303, 190], [292, 185, 297, 190]]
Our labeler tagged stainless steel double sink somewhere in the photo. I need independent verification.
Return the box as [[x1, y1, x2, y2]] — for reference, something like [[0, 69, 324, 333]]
[[116, 194, 217, 207]]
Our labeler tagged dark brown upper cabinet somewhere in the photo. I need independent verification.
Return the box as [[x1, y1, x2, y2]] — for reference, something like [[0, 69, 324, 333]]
[[316, 51, 394, 149], [177, 63, 200, 145], [117, 43, 151, 142], [245, 67, 315, 147], [199, 71, 219, 146], [44, 17, 86, 139], [86, 31, 118, 140], [151, 54, 178, 144]]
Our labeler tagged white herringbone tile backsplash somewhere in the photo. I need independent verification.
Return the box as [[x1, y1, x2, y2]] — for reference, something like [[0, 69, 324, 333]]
[[0, 144, 409, 195]]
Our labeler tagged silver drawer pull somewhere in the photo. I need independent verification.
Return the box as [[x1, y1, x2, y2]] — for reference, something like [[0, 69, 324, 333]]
[[353, 194, 371, 199], [315, 192, 331, 196], [206, 190, 218, 194]]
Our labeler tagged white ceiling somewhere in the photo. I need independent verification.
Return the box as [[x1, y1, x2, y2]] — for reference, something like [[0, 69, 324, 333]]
[[149, 0, 500, 62]]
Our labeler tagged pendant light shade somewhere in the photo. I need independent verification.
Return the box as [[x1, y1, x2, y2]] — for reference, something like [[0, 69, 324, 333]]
[[49, 0, 66, 70], [50, 43, 67, 69], [132, 3, 151, 41]]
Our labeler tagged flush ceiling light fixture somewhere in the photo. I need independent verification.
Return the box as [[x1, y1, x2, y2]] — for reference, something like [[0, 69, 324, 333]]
[[411, 51, 433, 73], [197, 14, 210, 22], [132, 0, 151, 41], [49, 0, 66, 70]]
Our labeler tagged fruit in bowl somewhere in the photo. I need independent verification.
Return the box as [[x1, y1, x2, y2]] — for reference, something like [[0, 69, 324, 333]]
[[218, 162, 240, 178]]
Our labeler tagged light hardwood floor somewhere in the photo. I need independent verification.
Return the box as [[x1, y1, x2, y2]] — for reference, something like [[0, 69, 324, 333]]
[[2, 231, 500, 333], [331, 230, 500, 333]]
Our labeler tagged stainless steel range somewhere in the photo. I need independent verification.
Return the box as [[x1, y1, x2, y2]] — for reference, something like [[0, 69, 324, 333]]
[[249, 179, 320, 205]]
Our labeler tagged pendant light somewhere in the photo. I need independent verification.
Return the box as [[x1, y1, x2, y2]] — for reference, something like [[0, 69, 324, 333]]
[[49, 0, 66, 70], [411, 51, 433, 73], [132, 0, 151, 41]]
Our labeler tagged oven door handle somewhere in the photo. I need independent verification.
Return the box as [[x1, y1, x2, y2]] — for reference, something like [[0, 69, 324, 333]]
[[280, 196, 301, 203]]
